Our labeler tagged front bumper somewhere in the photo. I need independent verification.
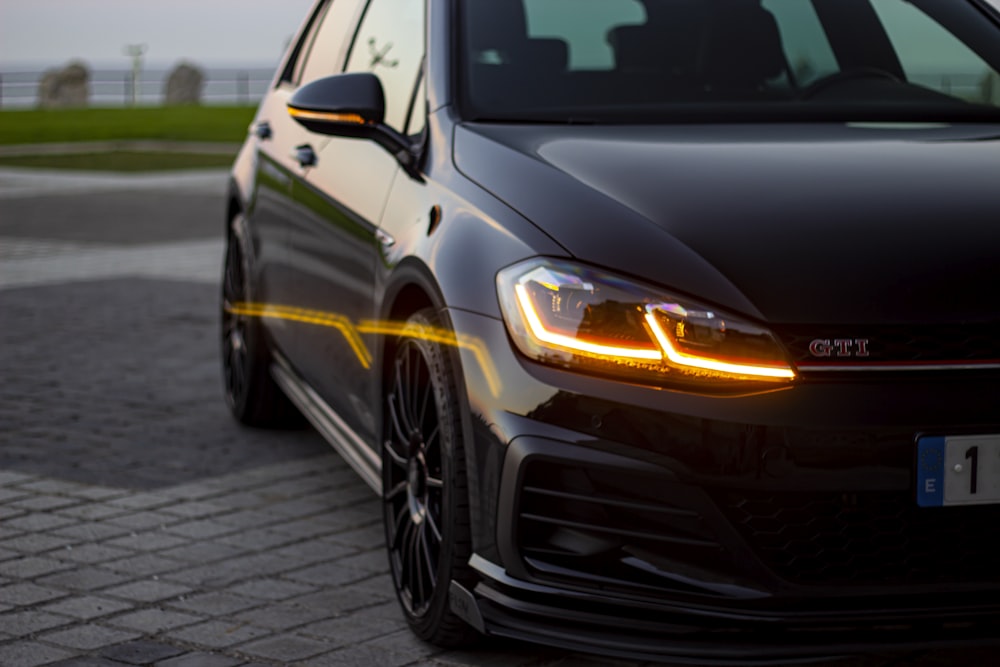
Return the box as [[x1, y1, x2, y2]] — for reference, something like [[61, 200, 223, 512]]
[[447, 310, 1000, 661], [461, 557, 1000, 663]]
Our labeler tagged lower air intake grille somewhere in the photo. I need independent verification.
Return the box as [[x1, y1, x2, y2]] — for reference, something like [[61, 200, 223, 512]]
[[517, 461, 730, 595], [715, 490, 1000, 586]]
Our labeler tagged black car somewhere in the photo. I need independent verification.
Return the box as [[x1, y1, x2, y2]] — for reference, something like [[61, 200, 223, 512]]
[[222, 0, 1000, 661]]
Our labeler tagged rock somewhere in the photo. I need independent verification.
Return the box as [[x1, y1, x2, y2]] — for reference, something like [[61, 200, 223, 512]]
[[37, 61, 90, 108], [164, 62, 205, 105]]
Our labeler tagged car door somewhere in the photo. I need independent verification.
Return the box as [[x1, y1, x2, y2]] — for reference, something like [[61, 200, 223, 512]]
[[285, 0, 426, 444], [247, 0, 357, 357]]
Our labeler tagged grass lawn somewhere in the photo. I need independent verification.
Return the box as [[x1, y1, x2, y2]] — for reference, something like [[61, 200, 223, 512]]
[[0, 106, 256, 146], [0, 151, 236, 172]]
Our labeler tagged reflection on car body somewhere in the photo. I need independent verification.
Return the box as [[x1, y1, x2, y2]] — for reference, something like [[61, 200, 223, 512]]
[[222, 0, 1000, 661]]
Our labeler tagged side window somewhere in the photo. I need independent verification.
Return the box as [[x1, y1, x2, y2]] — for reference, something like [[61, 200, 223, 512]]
[[871, 0, 999, 104], [344, 0, 425, 132], [278, 1, 330, 85], [299, 0, 369, 85], [761, 0, 838, 86]]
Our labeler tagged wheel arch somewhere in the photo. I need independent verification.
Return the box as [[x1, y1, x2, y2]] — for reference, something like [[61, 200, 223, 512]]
[[377, 258, 488, 557]]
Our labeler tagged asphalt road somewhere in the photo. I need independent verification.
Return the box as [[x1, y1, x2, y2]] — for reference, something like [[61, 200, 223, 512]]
[[0, 167, 994, 667]]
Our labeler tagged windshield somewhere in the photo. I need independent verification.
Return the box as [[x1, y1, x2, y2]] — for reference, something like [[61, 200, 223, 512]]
[[459, 0, 1000, 122]]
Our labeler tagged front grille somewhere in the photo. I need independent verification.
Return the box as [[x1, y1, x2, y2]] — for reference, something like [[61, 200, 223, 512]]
[[715, 491, 1000, 587], [517, 461, 730, 595], [776, 323, 1000, 366]]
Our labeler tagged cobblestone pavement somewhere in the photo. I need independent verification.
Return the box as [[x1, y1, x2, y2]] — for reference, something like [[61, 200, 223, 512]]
[[0, 167, 993, 667]]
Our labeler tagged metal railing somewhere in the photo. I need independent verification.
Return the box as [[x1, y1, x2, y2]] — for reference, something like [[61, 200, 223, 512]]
[[0, 68, 275, 109]]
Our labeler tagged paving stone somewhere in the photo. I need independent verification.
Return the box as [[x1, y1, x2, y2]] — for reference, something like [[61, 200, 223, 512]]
[[332, 549, 389, 575], [0, 556, 74, 578], [156, 541, 245, 563], [297, 643, 415, 667], [239, 634, 334, 662], [298, 602, 406, 644], [165, 619, 271, 648], [52, 522, 133, 541], [56, 504, 130, 521], [369, 628, 440, 659], [42, 623, 143, 651], [215, 528, 296, 551], [211, 509, 282, 529], [106, 608, 204, 633], [0, 641, 75, 667], [153, 653, 244, 667], [0, 581, 69, 605], [41, 594, 134, 620], [54, 543, 135, 564], [285, 563, 372, 588], [169, 591, 263, 616], [103, 511, 177, 531], [67, 487, 130, 502], [225, 577, 317, 601], [2, 512, 78, 531], [10, 495, 80, 511], [0, 609, 75, 636], [48, 658, 134, 667], [159, 563, 236, 588], [17, 480, 91, 495], [232, 602, 332, 631], [106, 494, 176, 511], [38, 566, 131, 592], [264, 517, 340, 540], [434, 647, 571, 667], [0, 488, 30, 503], [323, 524, 385, 551], [102, 579, 192, 603], [101, 553, 185, 577], [97, 639, 187, 664], [0, 472, 35, 486], [165, 552, 291, 588], [271, 539, 354, 566], [0, 506, 28, 521], [0, 532, 76, 554], [286, 581, 391, 616], [158, 501, 230, 519], [105, 532, 190, 552], [163, 519, 239, 540]]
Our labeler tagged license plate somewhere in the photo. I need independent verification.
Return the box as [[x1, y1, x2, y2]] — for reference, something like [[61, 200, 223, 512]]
[[917, 435, 1000, 507]]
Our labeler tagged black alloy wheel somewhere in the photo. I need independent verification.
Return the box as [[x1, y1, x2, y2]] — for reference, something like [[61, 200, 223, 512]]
[[382, 309, 477, 646], [221, 215, 300, 427]]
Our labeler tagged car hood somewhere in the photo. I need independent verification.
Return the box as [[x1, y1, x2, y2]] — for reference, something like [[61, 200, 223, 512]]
[[454, 122, 1000, 324]]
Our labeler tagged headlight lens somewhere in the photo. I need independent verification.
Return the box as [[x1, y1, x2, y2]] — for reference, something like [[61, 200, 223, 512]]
[[497, 259, 795, 387]]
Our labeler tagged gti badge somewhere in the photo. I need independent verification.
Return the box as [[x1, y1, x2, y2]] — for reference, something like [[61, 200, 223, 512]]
[[809, 338, 870, 358]]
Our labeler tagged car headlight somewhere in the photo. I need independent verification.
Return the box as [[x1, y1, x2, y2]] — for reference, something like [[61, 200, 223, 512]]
[[497, 259, 796, 388]]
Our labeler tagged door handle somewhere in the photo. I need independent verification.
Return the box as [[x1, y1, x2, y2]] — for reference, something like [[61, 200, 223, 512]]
[[293, 144, 317, 168], [254, 121, 272, 140]]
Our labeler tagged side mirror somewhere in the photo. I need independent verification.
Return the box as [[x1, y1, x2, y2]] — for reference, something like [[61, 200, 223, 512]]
[[287, 72, 385, 134], [287, 73, 420, 176]]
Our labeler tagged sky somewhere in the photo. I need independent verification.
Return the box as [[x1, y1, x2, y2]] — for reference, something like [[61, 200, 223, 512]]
[[3, 0, 1000, 71], [0, 0, 316, 70]]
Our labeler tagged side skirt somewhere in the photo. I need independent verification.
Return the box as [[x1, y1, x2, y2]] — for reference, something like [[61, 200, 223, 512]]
[[270, 354, 382, 494]]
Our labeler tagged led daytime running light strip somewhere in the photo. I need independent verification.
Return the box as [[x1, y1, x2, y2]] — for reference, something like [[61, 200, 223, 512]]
[[288, 107, 367, 125], [644, 310, 796, 380], [515, 284, 662, 361]]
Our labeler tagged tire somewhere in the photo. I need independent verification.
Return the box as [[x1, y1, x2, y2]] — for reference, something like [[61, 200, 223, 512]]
[[221, 214, 301, 428], [382, 309, 479, 646]]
